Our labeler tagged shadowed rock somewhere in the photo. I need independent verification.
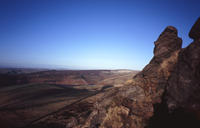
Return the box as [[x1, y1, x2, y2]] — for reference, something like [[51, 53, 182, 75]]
[[166, 17, 200, 113], [148, 17, 200, 128], [189, 17, 200, 40]]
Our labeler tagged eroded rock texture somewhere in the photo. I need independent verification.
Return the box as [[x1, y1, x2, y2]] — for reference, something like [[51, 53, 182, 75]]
[[29, 18, 200, 128], [166, 17, 200, 114]]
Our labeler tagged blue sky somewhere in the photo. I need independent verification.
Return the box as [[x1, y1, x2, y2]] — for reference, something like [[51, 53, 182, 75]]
[[0, 0, 199, 70]]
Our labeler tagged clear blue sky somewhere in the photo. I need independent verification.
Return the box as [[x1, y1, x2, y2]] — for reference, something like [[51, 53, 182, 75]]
[[0, 0, 199, 70]]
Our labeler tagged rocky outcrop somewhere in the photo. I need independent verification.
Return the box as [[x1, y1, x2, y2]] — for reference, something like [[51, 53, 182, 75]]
[[189, 17, 200, 40], [148, 17, 200, 128], [166, 17, 200, 115], [133, 26, 182, 104], [29, 17, 200, 128]]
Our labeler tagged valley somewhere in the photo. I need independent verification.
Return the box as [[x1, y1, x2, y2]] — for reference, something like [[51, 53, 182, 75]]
[[0, 69, 138, 128]]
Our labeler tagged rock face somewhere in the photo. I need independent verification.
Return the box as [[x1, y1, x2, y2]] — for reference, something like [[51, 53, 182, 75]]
[[189, 17, 200, 40], [29, 18, 200, 128], [166, 17, 200, 114]]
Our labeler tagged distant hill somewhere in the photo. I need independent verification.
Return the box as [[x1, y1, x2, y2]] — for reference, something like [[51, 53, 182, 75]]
[[0, 69, 139, 87], [0, 68, 48, 75]]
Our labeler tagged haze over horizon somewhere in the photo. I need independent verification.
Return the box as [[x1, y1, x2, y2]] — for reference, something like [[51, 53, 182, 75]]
[[0, 0, 199, 70]]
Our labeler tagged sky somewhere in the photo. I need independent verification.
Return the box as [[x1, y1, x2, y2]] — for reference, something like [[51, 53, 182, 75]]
[[0, 0, 199, 70]]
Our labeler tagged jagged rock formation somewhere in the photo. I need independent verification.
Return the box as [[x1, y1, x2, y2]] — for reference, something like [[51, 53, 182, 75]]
[[189, 17, 200, 40], [29, 18, 200, 128], [166, 17, 200, 115], [148, 17, 200, 128]]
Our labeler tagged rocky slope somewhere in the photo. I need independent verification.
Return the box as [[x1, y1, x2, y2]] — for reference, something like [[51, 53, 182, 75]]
[[27, 17, 200, 128]]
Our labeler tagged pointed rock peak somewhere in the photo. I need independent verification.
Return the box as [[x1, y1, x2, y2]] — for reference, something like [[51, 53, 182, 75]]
[[189, 17, 200, 40], [153, 26, 182, 57], [160, 26, 178, 37]]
